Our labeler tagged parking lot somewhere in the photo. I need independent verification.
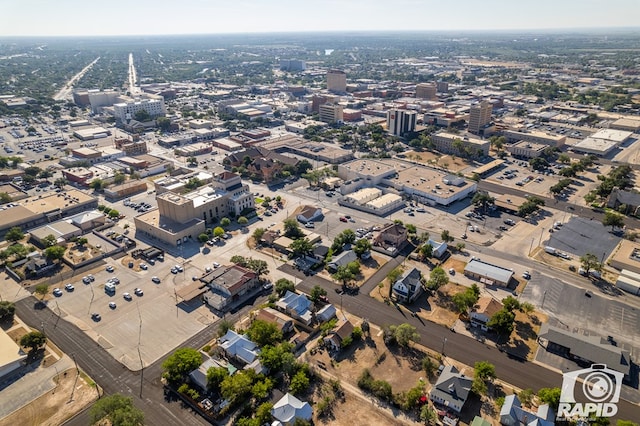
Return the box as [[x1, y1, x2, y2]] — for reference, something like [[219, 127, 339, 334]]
[[48, 253, 218, 370]]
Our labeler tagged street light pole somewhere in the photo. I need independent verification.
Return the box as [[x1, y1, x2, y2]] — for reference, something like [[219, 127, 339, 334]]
[[541, 290, 547, 309], [441, 337, 447, 356]]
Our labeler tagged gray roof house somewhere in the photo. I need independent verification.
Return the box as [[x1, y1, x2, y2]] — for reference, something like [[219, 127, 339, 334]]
[[538, 323, 631, 377], [429, 365, 472, 414], [218, 330, 260, 365], [427, 238, 448, 259], [500, 394, 555, 426], [391, 267, 424, 304], [327, 250, 358, 272], [271, 393, 312, 425], [464, 258, 514, 287], [296, 205, 324, 223], [276, 291, 313, 324]]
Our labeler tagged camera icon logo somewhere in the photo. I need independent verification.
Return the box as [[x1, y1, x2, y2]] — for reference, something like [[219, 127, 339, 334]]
[[558, 364, 623, 419]]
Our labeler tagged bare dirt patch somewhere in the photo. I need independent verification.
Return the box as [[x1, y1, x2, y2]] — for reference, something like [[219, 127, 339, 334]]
[[442, 258, 467, 274], [505, 310, 548, 361], [0, 368, 98, 426], [404, 151, 472, 173]]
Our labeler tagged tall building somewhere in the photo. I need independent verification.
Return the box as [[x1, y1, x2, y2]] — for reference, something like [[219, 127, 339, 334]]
[[468, 101, 492, 135], [416, 83, 437, 100], [327, 70, 347, 93], [387, 109, 417, 137], [113, 98, 165, 123], [318, 103, 344, 123], [436, 81, 449, 93], [280, 59, 306, 72]]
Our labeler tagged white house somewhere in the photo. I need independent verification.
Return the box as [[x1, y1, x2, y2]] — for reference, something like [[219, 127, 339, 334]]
[[271, 393, 313, 425], [391, 267, 424, 304]]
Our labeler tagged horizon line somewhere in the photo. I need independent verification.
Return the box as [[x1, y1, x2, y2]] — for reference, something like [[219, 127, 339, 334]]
[[2, 26, 640, 39]]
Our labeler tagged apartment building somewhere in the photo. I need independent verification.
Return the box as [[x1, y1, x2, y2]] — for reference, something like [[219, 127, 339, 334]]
[[113, 98, 165, 123], [318, 103, 344, 123], [387, 109, 417, 137], [468, 101, 492, 135], [327, 70, 347, 93], [431, 132, 490, 158]]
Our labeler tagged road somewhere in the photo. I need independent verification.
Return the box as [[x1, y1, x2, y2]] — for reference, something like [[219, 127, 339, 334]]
[[294, 268, 640, 422], [128, 53, 141, 95], [53, 57, 100, 101]]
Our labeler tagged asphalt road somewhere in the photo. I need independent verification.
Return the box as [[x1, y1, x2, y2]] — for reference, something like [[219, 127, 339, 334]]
[[295, 270, 640, 422]]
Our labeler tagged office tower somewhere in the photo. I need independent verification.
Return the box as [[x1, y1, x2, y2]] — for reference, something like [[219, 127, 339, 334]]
[[387, 109, 417, 137], [468, 101, 492, 135], [327, 70, 347, 93]]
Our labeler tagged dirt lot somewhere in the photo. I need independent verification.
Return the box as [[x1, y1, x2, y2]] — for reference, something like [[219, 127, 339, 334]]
[[404, 151, 472, 173], [0, 368, 98, 426], [317, 254, 387, 288], [505, 310, 547, 361]]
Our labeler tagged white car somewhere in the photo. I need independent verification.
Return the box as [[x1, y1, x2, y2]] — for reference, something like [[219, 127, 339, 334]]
[[140, 263, 148, 270], [213, 262, 220, 269], [106, 265, 114, 273], [123, 292, 132, 301], [65, 283, 75, 291], [134, 288, 143, 296], [109, 302, 117, 309], [522, 271, 531, 280], [53, 288, 63, 297]]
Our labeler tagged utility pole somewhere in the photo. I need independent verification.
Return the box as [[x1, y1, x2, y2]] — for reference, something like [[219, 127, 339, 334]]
[[136, 300, 144, 398]]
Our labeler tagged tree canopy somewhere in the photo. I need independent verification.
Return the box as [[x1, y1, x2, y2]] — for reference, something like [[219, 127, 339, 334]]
[[162, 347, 203, 384], [89, 394, 144, 426]]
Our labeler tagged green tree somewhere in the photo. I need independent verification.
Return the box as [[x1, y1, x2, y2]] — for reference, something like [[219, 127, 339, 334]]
[[389, 323, 420, 347], [157, 116, 171, 132], [252, 227, 266, 243], [472, 191, 495, 213], [221, 370, 255, 403], [89, 179, 104, 191], [603, 211, 625, 230], [290, 238, 314, 257], [310, 285, 328, 304], [246, 258, 269, 278], [488, 308, 516, 335], [275, 278, 295, 297], [537, 387, 561, 410], [237, 216, 248, 226], [255, 402, 274, 425], [20, 330, 46, 352], [284, 219, 303, 239], [420, 404, 437, 425], [421, 356, 438, 378], [89, 394, 144, 426], [162, 347, 203, 384], [206, 366, 229, 392], [440, 229, 454, 243], [332, 264, 356, 287], [502, 295, 521, 312], [386, 266, 404, 285], [42, 234, 57, 247], [246, 319, 283, 347], [472, 376, 488, 396], [54, 177, 68, 188], [474, 361, 496, 381], [289, 370, 310, 395], [420, 243, 434, 260], [426, 267, 448, 291], [353, 238, 372, 257], [34, 283, 49, 300], [519, 388, 535, 407], [44, 245, 66, 262], [113, 172, 126, 185], [5, 227, 24, 242], [259, 342, 295, 373], [580, 252, 602, 275], [198, 233, 209, 243], [0, 192, 12, 204], [108, 209, 120, 219], [134, 109, 151, 122], [213, 227, 225, 238], [251, 377, 274, 400], [0, 301, 16, 323], [75, 237, 88, 247], [220, 217, 231, 228]]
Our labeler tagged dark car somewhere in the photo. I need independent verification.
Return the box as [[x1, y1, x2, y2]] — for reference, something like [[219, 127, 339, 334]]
[[91, 313, 102, 321]]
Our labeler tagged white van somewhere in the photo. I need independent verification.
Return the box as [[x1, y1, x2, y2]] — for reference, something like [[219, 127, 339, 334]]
[[105, 282, 116, 293]]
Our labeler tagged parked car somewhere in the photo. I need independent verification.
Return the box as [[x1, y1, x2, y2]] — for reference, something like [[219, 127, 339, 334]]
[[140, 263, 148, 270], [134, 288, 144, 296], [151, 276, 161, 284], [53, 288, 63, 297], [106, 265, 114, 273], [123, 292, 132, 301], [65, 283, 75, 291], [109, 302, 117, 309], [522, 271, 531, 280], [91, 313, 101, 321]]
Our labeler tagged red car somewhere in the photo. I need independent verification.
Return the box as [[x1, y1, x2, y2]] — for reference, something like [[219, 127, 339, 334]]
[[339, 217, 348, 222]]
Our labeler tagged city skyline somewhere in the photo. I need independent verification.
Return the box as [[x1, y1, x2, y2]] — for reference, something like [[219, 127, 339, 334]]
[[2, 0, 640, 37]]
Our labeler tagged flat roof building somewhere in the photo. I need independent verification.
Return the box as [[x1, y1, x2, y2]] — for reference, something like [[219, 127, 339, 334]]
[[0, 329, 27, 379], [387, 109, 417, 137], [502, 129, 566, 148], [431, 132, 490, 158], [507, 141, 548, 159], [327, 70, 347, 93], [572, 129, 633, 156], [464, 258, 514, 287]]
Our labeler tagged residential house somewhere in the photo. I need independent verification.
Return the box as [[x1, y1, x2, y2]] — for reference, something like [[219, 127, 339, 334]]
[[327, 250, 358, 272], [200, 264, 261, 312], [429, 365, 472, 414], [607, 187, 640, 216], [276, 291, 313, 324], [323, 320, 354, 352], [317, 304, 337, 323], [391, 267, 424, 304], [426, 238, 448, 259], [271, 393, 313, 425], [254, 307, 294, 334], [296, 205, 324, 224], [500, 394, 554, 426], [470, 297, 503, 331], [188, 357, 236, 391], [373, 222, 409, 256], [218, 330, 260, 365]]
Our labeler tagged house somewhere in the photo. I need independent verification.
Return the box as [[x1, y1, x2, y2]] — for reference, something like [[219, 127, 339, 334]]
[[296, 205, 324, 224], [470, 297, 503, 331], [218, 330, 260, 365], [500, 394, 554, 426], [429, 365, 472, 414], [189, 357, 236, 391], [312, 244, 330, 262], [323, 320, 354, 352], [538, 323, 631, 378], [254, 307, 294, 334], [327, 250, 358, 272], [276, 291, 313, 324], [426, 238, 448, 259], [607, 187, 640, 216], [391, 267, 424, 304], [271, 393, 313, 425], [316, 304, 337, 323], [23, 252, 56, 277], [373, 222, 409, 256]]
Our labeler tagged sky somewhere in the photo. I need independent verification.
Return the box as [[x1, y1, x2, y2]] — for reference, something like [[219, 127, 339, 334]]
[[2, 0, 639, 37]]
